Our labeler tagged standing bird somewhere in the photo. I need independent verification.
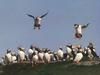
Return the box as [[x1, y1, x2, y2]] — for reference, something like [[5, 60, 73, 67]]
[[43, 49, 51, 63], [28, 45, 34, 63], [11, 52, 17, 63], [73, 47, 84, 64], [38, 49, 44, 63], [74, 23, 90, 39], [5, 49, 12, 65], [17, 47, 27, 63], [27, 11, 49, 29], [56, 48, 64, 61], [66, 45, 76, 61], [32, 52, 39, 66]]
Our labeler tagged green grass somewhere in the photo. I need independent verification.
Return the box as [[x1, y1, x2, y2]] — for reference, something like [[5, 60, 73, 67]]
[[0, 61, 100, 75]]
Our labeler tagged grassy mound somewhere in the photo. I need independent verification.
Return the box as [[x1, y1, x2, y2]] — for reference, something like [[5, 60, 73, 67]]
[[0, 61, 100, 75]]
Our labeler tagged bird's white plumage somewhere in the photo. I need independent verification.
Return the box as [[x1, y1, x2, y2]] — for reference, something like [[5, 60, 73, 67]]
[[74, 53, 83, 62], [66, 47, 72, 54], [34, 17, 42, 25], [87, 48, 92, 55], [12, 56, 17, 63], [44, 53, 51, 63], [87, 48, 93, 59], [18, 50, 25, 61], [5, 53, 12, 63], [57, 49, 63, 58], [32, 55, 38, 63], [38, 52, 44, 60], [76, 25, 82, 34], [12, 56, 16, 61], [28, 49, 34, 54]]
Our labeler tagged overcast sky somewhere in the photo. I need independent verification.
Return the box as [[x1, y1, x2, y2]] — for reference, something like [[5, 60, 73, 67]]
[[0, 0, 100, 57]]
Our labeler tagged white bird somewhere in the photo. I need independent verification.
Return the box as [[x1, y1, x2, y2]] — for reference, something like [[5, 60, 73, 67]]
[[11, 53, 17, 63], [66, 45, 76, 61], [27, 11, 49, 30], [49, 52, 55, 61], [87, 47, 94, 61], [43, 50, 51, 63], [17, 47, 26, 63], [87, 42, 98, 58], [0, 57, 6, 65], [74, 23, 90, 39], [74, 52, 83, 64], [28, 46, 34, 62], [74, 48, 83, 64], [44, 53, 51, 63], [56, 48, 64, 61], [38, 50, 44, 63], [32, 52, 39, 66], [66, 45, 72, 54], [5, 49, 12, 64], [28, 49, 34, 54]]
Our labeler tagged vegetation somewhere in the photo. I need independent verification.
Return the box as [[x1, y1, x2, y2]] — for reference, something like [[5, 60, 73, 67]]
[[0, 61, 100, 75]]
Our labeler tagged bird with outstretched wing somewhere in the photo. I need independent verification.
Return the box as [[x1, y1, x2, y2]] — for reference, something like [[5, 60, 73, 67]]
[[27, 14, 35, 19], [40, 11, 49, 18], [74, 23, 90, 39], [26, 11, 49, 30], [82, 23, 90, 29]]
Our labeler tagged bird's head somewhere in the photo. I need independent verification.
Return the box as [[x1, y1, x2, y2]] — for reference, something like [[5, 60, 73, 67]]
[[59, 46, 63, 50], [7, 49, 11, 53], [74, 24, 79, 28], [18, 47, 25, 51]]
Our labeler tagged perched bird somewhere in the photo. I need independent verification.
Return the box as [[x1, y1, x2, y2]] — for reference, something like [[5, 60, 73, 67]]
[[17, 47, 27, 63], [38, 50, 44, 63], [74, 48, 83, 64], [87, 47, 94, 61], [74, 23, 90, 39], [43, 49, 51, 63], [88, 42, 98, 58], [32, 52, 39, 66], [66, 45, 76, 61], [11, 52, 17, 63], [5, 49, 12, 65], [56, 48, 64, 61], [0, 57, 6, 65], [28, 45, 34, 62], [74, 52, 83, 64], [27, 11, 49, 30]]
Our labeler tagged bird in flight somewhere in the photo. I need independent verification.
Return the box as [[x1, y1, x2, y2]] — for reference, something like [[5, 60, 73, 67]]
[[27, 11, 49, 30], [74, 23, 90, 39]]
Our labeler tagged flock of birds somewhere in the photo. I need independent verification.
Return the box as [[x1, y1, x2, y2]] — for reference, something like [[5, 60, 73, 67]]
[[1, 42, 99, 66], [0, 11, 99, 66]]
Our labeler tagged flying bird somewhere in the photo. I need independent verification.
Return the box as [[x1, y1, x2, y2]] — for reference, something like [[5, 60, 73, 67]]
[[74, 23, 90, 39], [27, 11, 49, 30]]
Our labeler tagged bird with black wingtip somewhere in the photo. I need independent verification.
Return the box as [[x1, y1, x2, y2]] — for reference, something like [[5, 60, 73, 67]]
[[74, 23, 90, 39], [27, 11, 49, 30]]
